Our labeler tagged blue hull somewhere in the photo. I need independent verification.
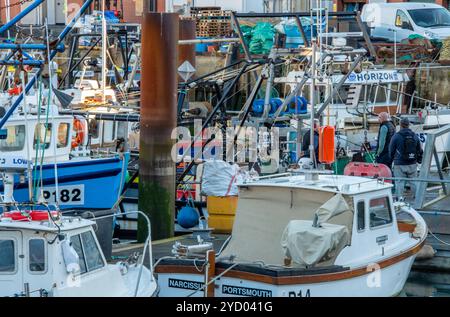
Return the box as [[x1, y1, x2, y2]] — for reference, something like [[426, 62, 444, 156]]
[[0, 154, 129, 210]]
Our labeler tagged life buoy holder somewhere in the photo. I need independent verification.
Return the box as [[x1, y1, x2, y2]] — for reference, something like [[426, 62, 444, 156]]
[[72, 118, 86, 149]]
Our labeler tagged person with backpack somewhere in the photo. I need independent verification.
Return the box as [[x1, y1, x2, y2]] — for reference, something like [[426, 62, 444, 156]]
[[375, 112, 396, 168], [301, 119, 320, 164], [389, 117, 423, 199]]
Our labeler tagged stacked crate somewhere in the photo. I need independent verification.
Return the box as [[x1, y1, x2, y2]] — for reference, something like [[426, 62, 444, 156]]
[[191, 7, 232, 38]]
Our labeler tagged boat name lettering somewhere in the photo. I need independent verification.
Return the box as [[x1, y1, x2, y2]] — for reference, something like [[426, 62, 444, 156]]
[[222, 285, 272, 297], [168, 278, 204, 291], [348, 71, 399, 83], [0, 158, 29, 165], [288, 289, 311, 297]]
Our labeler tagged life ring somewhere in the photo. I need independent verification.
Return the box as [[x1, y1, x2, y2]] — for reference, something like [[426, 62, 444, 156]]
[[71, 118, 86, 149], [1, 211, 59, 222]]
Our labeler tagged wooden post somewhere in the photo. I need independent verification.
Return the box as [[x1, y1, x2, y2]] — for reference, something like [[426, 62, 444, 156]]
[[205, 250, 216, 297]]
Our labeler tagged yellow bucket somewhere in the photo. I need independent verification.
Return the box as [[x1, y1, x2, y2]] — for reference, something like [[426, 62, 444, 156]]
[[207, 196, 238, 233]]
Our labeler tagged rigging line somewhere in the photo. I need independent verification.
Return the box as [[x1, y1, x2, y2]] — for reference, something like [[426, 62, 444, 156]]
[[375, 83, 448, 108], [45, 20, 60, 208], [21, 70, 33, 202], [428, 227, 450, 247], [33, 77, 43, 200], [430, 111, 450, 172]]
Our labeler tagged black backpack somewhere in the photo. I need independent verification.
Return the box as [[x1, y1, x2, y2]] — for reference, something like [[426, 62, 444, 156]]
[[402, 133, 417, 162]]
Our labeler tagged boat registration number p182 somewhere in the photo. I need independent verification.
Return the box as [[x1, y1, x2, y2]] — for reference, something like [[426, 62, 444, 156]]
[[42, 185, 85, 205]]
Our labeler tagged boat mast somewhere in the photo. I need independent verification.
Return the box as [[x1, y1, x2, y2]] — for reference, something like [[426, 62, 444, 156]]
[[102, 0, 107, 104], [21, 71, 33, 201], [310, 40, 316, 163]]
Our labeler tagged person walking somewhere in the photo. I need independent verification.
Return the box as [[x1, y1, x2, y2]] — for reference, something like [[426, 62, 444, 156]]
[[301, 119, 320, 164], [389, 117, 423, 199], [375, 112, 396, 168]]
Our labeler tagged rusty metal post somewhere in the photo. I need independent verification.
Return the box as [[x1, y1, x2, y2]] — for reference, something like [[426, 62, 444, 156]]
[[178, 19, 196, 70], [138, 12, 179, 242]]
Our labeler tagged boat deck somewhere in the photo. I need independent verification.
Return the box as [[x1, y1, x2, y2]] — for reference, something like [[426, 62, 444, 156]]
[[111, 234, 230, 267]]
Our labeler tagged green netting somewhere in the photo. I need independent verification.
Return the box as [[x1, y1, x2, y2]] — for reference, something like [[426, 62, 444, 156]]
[[249, 22, 275, 55]]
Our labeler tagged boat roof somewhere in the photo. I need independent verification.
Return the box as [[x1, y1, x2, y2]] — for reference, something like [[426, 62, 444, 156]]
[[366, 2, 443, 10], [240, 174, 393, 195], [0, 216, 95, 232]]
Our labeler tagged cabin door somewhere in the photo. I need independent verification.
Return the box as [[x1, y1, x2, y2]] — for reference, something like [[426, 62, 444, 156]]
[[0, 231, 23, 297], [22, 234, 49, 295]]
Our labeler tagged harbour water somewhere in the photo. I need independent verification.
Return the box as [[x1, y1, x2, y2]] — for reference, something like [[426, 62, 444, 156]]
[[404, 272, 450, 297]]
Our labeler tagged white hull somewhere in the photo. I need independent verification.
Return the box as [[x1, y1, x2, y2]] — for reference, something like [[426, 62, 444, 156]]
[[157, 254, 416, 297]]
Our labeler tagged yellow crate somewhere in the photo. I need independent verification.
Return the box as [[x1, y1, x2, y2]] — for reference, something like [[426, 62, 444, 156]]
[[208, 214, 235, 234], [207, 196, 238, 216]]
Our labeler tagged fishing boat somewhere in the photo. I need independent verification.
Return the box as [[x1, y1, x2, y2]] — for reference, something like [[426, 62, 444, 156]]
[[0, 102, 129, 210], [156, 172, 427, 297], [0, 211, 157, 297], [0, 157, 157, 297]]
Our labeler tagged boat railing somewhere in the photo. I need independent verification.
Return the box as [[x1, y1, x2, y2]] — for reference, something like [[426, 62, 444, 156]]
[[340, 178, 386, 193], [242, 172, 293, 184], [85, 210, 154, 297]]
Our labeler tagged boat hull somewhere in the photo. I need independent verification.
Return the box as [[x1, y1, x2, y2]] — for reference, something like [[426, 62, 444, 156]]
[[156, 252, 419, 297], [0, 154, 129, 210]]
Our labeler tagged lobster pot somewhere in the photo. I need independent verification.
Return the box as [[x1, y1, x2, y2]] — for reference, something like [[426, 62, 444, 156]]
[[319, 126, 336, 164]]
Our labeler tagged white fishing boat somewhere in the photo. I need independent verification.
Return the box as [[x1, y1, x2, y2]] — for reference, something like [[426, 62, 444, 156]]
[[156, 172, 427, 297], [0, 157, 158, 297], [0, 212, 158, 297]]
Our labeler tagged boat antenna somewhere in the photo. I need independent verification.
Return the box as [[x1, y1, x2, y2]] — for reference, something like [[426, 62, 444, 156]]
[[102, 0, 107, 104], [310, 40, 317, 165]]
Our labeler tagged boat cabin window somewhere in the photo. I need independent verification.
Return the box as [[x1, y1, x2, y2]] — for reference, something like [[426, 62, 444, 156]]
[[369, 197, 393, 229], [29, 239, 46, 273], [57, 123, 70, 148], [357, 201, 365, 231], [0, 240, 15, 273], [70, 231, 104, 274], [81, 231, 104, 272], [70, 235, 87, 274], [0, 125, 25, 151], [33, 123, 52, 150]]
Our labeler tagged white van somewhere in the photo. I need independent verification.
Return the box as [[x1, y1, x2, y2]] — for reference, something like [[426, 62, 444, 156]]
[[361, 3, 450, 42]]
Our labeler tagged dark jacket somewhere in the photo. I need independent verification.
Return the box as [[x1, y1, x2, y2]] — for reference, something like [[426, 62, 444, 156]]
[[376, 121, 395, 166], [389, 128, 423, 166], [302, 131, 319, 161]]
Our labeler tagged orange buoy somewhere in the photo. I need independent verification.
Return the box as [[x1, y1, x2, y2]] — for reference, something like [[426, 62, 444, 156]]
[[71, 118, 86, 149], [319, 126, 336, 164], [8, 85, 22, 96]]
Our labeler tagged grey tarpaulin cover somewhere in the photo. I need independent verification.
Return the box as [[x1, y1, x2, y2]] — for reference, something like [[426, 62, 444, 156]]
[[220, 186, 353, 266], [281, 220, 349, 267], [281, 194, 352, 267], [315, 193, 353, 226]]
